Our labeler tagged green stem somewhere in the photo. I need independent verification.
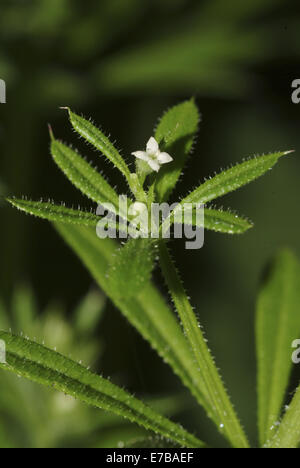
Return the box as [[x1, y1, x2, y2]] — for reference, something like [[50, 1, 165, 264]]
[[129, 173, 148, 203], [158, 241, 249, 448]]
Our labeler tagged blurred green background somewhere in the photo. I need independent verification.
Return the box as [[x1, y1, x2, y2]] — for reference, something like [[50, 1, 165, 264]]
[[1, 0, 300, 448]]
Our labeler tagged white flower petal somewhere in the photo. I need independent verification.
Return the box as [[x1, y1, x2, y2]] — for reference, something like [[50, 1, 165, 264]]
[[158, 152, 173, 164], [132, 151, 149, 162], [148, 159, 161, 172], [146, 137, 159, 155]]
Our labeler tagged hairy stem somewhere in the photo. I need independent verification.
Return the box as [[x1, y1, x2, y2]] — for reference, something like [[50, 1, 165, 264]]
[[158, 241, 249, 448]]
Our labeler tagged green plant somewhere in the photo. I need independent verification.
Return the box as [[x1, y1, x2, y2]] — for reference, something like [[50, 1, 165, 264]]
[[0, 285, 186, 448], [0, 286, 108, 448], [3, 99, 299, 448]]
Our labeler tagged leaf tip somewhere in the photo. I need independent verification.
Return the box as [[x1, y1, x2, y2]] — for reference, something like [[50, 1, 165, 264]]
[[59, 106, 72, 119], [6, 196, 15, 205], [283, 150, 295, 156], [48, 124, 55, 141], [245, 219, 254, 231]]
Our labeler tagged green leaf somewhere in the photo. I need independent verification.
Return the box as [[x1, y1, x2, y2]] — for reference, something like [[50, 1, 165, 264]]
[[158, 241, 249, 448], [0, 331, 204, 448], [64, 108, 131, 180], [267, 386, 300, 448], [180, 151, 289, 206], [256, 249, 300, 446], [7, 198, 136, 239], [50, 134, 120, 207], [170, 206, 253, 235], [204, 207, 253, 234], [123, 436, 180, 448], [54, 224, 214, 419], [108, 239, 156, 299], [7, 198, 101, 227], [154, 99, 200, 202]]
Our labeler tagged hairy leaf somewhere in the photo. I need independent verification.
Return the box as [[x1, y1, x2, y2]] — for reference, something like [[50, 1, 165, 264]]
[[169, 206, 253, 235], [0, 331, 204, 448], [50, 134, 120, 207], [55, 224, 214, 418], [64, 108, 131, 180], [158, 241, 249, 448], [180, 151, 289, 206], [108, 238, 155, 299], [268, 386, 300, 448], [7, 198, 136, 238], [7, 198, 100, 227], [204, 207, 253, 234], [154, 99, 200, 202], [256, 249, 300, 445]]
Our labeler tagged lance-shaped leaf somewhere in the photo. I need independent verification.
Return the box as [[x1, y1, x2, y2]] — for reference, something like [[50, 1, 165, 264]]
[[55, 223, 249, 447], [154, 99, 200, 202], [267, 386, 300, 448], [50, 134, 120, 207], [108, 238, 156, 299], [7, 198, 100, 227], [63, 108, 131, 180], [256, 249, 300, 446], [179, 151, 289, 206], [166, 206, 253, 235], [0, 331, 204, 448], [55, 224, 215, 421], [203, 207, 253, 234], [158, 241, 249, 449], [6, 198, 149, 253]]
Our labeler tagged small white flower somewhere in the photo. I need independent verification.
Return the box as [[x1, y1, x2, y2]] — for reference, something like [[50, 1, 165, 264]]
[[132, 137, 173, 173]]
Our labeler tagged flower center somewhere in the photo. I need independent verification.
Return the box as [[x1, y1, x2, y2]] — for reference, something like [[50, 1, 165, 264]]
[[148, 152, 158, 161]]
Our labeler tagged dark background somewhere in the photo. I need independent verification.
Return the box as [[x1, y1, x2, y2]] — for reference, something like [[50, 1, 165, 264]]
[[0, 0, 300, 447]]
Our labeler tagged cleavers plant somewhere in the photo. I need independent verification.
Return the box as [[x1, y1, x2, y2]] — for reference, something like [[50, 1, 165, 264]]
[[3, 99, 300, 448]]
